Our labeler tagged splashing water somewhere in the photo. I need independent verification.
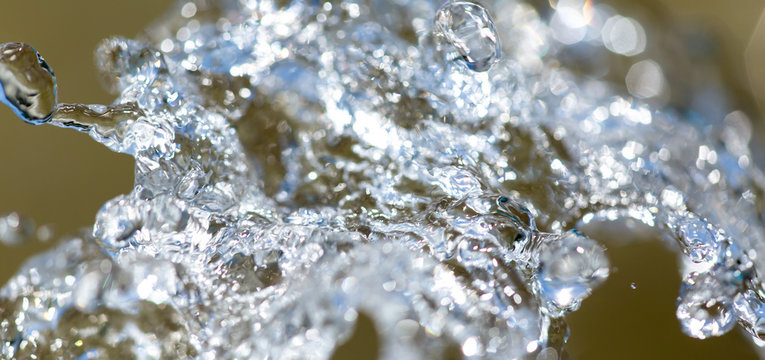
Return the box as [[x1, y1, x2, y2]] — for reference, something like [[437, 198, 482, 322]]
[[1, 0, 765, 358]]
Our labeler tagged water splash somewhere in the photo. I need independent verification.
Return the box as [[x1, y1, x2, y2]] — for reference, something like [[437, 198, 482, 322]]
[[0, 0, 764, 358]]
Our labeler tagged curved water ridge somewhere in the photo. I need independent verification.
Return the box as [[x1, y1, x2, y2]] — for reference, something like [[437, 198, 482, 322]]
[[1, 0, 765, 358]]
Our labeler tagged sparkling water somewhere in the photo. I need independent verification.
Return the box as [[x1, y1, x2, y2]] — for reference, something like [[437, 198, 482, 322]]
[[1, 0, 765, 358]]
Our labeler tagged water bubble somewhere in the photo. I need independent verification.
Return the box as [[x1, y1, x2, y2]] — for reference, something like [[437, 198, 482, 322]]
[[0, 43, 57, 124], [434, 1, 501, 72], [676, 270, 737, 339], [537, 231, 610, 314]]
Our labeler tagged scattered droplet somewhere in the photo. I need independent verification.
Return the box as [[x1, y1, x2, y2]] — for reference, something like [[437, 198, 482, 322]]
[[671, 215, 724, 265], [630, 282, 637, 290], [537, 231, 610, 314], [434, 1, 501, 72], [0, 43, 57, 124], [676, 270, 737, 339]]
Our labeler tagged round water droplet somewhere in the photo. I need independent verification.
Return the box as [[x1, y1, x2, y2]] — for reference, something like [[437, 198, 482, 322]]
[[0, 43, 57, 124], [676, 270, 737, 339], [434, 1, 501, 72], [537, 231, 609, 313], [672, 216, 724, 265], [630, 282, 637, 290]]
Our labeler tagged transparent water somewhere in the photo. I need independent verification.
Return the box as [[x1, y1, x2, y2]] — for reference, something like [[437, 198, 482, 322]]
[[1, 0, 764, 358]]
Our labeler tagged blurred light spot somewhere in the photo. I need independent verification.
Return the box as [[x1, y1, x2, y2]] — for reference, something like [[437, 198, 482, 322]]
[[181, 2, 197, 18], [625, 59, 665, 99], [462, 336, 480, 356], [160, 39, 175, 53], [526, 340, 539, 353], [550, 0, 593, 45], [601, 15, 646, 56]]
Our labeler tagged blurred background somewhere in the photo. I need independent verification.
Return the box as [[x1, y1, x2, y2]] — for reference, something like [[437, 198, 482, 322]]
[[0, 0, 763, 358]]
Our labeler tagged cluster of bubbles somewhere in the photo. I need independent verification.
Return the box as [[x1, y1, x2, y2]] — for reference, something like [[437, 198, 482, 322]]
[[0, 0, 764, 358]]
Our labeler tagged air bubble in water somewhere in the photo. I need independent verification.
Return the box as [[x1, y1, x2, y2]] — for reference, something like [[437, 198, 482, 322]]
[[434, 1, 501, 72], [0, 43, 57, 124]]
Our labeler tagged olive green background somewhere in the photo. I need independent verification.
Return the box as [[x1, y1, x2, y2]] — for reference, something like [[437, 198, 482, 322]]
[[0, 1, 763, 359]]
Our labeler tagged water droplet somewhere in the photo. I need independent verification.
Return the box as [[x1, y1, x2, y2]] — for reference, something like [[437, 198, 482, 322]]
[[0, 43, 57, 124], [93, 196, 146, 251], [676, 270, 737, 339], [630, 282, 637, 290], [671, 216, 724, 264], [537, 231, 610, 314], [434, 1, 501, 72]]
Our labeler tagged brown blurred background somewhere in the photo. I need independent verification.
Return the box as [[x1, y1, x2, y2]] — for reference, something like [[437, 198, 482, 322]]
[[0, 0, 763, 359]]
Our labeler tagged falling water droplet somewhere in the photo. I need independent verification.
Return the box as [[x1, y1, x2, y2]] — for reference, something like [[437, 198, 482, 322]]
[[537, 231, 610, 314], [0, 43, 57, 124], [434, 1, 501, 72], [676, 270, 737, 339]]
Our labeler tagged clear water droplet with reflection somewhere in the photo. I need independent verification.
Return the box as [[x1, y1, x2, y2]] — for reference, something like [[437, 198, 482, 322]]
[[537, 231, 610, 314], [434, 0, 501, 72], [0, 43, 57, 124], [676, 269, 737, 339]]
